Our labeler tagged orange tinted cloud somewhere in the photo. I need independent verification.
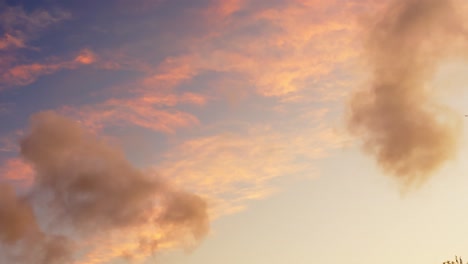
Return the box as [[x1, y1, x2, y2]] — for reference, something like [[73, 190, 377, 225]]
[[60, 0, 361, 136], [0, 33, 25, 50], [0, 6, 74, 90], [67, 90, 204, 134], [0, 1, 384, 263], [0, 184, 71, 264], [0, 49, 97, 89], [0, 158, 34, 189], [203, 0, 245, 19], [50, 0, 359, 223], [0, 6, 70, 51], [0, 111, 209, 264], [156, 120, 349, 218], [2, 63, 62, 87], [347, 0, 468, 186], [142, 56, 199, 88], [74, 49, 96, 65], [64, 55, 209, 133], [132, 0, 361, 103]]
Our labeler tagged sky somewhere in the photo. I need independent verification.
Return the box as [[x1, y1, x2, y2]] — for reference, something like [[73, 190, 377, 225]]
[[1, 0, 468, 263]]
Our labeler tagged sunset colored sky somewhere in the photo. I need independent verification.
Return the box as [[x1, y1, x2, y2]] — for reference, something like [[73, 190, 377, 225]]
[[2, 0, 468, 263]]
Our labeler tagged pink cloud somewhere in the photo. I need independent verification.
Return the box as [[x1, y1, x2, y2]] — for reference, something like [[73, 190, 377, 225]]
[[61, 55, 209, 133], [0, 6, 70, 52], [155, 119, 350, 218], [0, 49, 97, 89], [117, 0, 363, 104], [74, 49, 96, 65], [142, 56, 199, 89], [0, 34, 25, 50], [0, 158, 34, 189], [65, 92, 204, 134], [1, 63, 62, 87]]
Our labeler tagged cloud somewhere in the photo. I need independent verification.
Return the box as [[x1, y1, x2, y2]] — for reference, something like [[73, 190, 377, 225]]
[[138, 0, 360, 102], [0, 5, 88, 90], [0, 49, 97, 89], [0, 111, 209, 263], [0, 1, 366, 261], [0, 158, 34, 189], [347, 0, 468, 185], [0, 5, 70, 51], [62, 56, 208, 134], [74, 49, 96, 65], [21, 112, 163, 229], [1, 63, 63, 87], [0, 183, 72, 264], [156, 121, 348, 218], [0, 184, 38, 243], [0, 138, 16, 153], [49, 0, 362, 136], [66, 92, 204, 134], [0, 33, 25, 50]]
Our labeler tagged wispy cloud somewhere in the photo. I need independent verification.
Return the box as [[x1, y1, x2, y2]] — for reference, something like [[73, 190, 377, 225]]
[[156, 120, 349, 218], [0, 5, 70, 51], [0, 130, 22, 153], [0, 33, 25, 50], [130, 0, 361, 102], [63, 72, 208, 133], [70, 99, 201, 133], [0, 5, 88, 90], [0, 49, 96, 89], [38, 0, 365, 136]]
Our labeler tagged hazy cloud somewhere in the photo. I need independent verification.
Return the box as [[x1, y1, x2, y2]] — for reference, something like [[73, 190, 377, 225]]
[[348, 0, 467, 185], [0, 184, 37, 243], [0, 183, 72, 264], [0, 111, 209, 263]]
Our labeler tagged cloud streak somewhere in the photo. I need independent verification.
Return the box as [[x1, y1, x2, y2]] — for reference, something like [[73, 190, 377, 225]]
[[157, 120, 348, 218], [348, 0, 468, 185], [0, 49, 96, 89]]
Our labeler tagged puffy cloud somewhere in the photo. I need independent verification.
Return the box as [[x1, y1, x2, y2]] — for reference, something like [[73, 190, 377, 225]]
[[347, 0, 468, 185], [0, 111, 209, 263], [0, 183, 72, 264], [0, 184, 37, 243]]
